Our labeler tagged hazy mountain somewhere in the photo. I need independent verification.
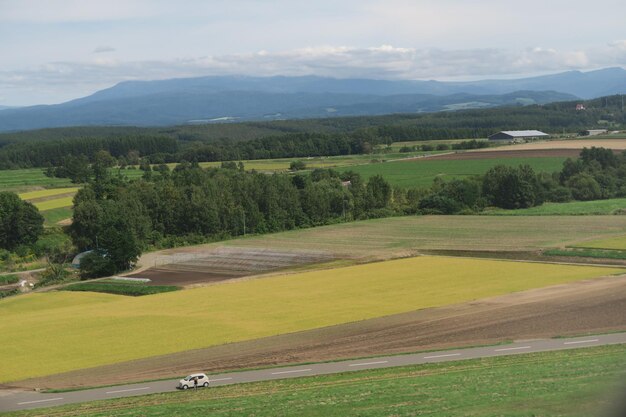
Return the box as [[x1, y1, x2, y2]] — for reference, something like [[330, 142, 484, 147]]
[[0, 67, 623, 132], [76, 67, 626, 102], [0, 90, 575, 132]]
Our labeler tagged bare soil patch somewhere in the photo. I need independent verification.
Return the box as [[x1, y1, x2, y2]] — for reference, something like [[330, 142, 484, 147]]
[[12, 274, 626, 390], [126, 246, 335, 286]]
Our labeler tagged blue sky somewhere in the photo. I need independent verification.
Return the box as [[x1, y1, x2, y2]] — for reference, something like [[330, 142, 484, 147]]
[[1, 0, 625, 105]]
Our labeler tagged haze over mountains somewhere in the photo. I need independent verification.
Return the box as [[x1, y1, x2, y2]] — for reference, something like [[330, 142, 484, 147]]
[[0, 67, 624, 132]]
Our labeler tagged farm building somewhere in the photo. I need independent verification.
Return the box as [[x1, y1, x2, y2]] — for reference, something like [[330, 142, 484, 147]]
[[488, 130, 549, 142], [582, 129, 608, 136]]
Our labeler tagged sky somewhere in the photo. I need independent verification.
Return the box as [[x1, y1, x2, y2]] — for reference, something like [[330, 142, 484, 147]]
[[1, 0, 625, 106]]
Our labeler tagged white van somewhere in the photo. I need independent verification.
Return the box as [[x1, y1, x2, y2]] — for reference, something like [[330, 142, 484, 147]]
[[177, 373, 209, 389]]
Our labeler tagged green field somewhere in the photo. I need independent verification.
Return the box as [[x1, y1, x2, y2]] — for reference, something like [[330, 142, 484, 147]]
[[338, 156, 567, 188], [6, 344, 625, 417], [572, 234, 626, 251], [0, 169, 72, 192], [40, 207, 73, 225], [198, 215, 626, 257], [0, 255, 621, 382], [487, 197, 626, 216], [543, 248, 626, 260], [17, 187, 80, 201], [32, 196, 73, 211]]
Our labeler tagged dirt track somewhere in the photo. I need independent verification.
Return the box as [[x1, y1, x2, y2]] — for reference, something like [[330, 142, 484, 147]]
[[426, 149, 584, 160], [11, 274, 626, 390]]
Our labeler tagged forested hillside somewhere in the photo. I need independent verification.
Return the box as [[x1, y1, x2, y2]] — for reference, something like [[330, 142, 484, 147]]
[[0, 95, 623, 169]]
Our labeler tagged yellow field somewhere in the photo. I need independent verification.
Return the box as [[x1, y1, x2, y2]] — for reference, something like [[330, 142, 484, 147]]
[[32, 196, 74, 211], [0, 255, 622, 382], [18, 187, 79, 201], [573, 235, 626, 250]]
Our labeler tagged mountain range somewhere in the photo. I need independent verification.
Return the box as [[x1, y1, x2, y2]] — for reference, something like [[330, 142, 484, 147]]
[[0, 67, 624, 132]]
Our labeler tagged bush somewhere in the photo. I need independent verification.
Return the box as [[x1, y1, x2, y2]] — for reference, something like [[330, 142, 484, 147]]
[[0, 274, 19, 285], [79, 251, 116, 279], [289, 160, 307, 171]]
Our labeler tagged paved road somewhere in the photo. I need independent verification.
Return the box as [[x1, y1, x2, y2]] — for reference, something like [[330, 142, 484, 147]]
[[1, 332, 625, 413]]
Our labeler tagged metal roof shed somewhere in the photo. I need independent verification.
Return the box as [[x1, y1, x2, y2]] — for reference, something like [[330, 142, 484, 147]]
[[489, 130, 549, 141]]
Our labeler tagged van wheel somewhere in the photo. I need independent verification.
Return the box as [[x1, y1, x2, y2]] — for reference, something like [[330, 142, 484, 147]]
[[203, 382, 209, 387], [182, 384, 188, 390]]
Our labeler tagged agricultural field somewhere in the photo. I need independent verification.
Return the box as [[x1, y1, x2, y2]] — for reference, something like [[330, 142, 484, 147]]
[[0, 255, 621, 383], [573, 234, 626, 251], [484, 137, 626, 152], [486, 197, 626, 216], [337, 156, 567, 188], [0, 169, 72, 192], [6, 345, 625, 417], [12, 187, 78, 225], [160, 215, 626, 261]]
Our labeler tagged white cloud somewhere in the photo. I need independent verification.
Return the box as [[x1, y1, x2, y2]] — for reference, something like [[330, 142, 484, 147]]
[[2, 43, 624, 105]]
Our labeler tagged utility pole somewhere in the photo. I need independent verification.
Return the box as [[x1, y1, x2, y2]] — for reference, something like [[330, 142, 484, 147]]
[[243, 210, 246, 236]]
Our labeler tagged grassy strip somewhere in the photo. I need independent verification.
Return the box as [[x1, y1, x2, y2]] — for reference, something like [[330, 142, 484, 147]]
[[573, 234, 626, 251], [17, 187, 80, 201], [6, 344, 626, 417], [0, 274, 19, 285], [0, 289, 19, 299], [62, 282, 180, 296], [41, 207, 73, 226], [485, 197, 626, 216], [544, 248, 626, 260], [33, 197, 73, 211]]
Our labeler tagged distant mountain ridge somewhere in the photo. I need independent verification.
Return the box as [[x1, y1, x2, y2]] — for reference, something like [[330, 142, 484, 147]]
[[0, 67, 624, 132]]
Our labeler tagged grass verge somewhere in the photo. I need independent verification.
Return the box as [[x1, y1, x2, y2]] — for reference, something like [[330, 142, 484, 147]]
[[6, 344, 626, 417], [485, 197, 626, 216], [544, 248, 626, 261]]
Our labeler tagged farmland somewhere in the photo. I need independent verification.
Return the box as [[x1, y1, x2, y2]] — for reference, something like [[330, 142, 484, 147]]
[[172, 215, 626, 259], [0, 255, 621, 382], [573, 234, 626, 250], [5, 344, 625, 417], [0, 169, 72, 192], [485, 197, 626, 216], [337, 156, 567, 187]]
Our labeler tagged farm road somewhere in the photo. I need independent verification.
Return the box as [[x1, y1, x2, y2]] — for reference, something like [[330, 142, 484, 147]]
[[1, 333, 625, 412]]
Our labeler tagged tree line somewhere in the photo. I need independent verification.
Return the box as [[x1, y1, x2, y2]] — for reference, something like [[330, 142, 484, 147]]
[[1, 95, 624, 169], [4, 145, 626, 279]]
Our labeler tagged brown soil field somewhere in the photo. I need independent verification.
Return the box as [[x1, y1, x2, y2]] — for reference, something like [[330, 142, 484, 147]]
[[427, 149, 582, 160], [10, 274, 626, 390], [128, 247, 335, 286], [485, 139, 626, 152], [126, 268, 243, 286]]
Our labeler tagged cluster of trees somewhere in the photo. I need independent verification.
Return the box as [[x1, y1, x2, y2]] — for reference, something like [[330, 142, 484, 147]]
[[418, 147, 626, 214], [1, 95, 623, 169], [0, 192, 44, 251], [64, 145, 626, 277], [69, 164, 402, 277], [399, 139, 489, 153]]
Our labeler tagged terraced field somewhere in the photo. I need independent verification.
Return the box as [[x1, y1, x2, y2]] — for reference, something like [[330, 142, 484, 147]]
[[1, 255, 620, 383]]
